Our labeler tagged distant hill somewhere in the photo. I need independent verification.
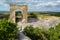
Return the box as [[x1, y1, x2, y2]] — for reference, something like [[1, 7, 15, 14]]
[[0, 11, 9, 14], [0, 11, 60, 14], [0, 11, 60, 15]]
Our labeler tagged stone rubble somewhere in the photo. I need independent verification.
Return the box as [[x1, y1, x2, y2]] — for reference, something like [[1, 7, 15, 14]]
[[17, 17, 60, 30], [17, 17, 60, 40]]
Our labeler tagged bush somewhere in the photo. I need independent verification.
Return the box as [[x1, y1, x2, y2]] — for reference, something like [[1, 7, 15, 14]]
[[23, 26, 48, 40], [0, 19, 18, 40], [15, 11, 22, 16], [48, 23, 60, 40], [23, 23, 60, 40], [28, 13, 37, 18]]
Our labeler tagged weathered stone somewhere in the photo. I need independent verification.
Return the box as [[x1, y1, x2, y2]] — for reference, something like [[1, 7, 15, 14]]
[[9, 4, 28, 23]]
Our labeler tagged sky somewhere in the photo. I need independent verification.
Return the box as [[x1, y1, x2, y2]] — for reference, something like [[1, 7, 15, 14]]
[[0, 0, 60, 12]]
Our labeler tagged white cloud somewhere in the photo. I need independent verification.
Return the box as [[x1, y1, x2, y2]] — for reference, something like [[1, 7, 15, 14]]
[[0, 0, 9, 11], [0, 0, 60, 11], [28, 0, 60, 11], [57, 0, 60, 3]]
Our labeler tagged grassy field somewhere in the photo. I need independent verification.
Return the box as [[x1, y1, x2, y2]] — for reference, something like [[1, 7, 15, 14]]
[[28, 12, 60, 19]]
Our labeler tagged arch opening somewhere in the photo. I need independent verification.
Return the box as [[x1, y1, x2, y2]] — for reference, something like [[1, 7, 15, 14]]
[[15, 9, 22, 23]]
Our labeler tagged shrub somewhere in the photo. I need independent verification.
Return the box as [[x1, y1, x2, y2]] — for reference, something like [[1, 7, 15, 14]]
[[23, 26, 48, 40], [48, 23, 60, 40], [23, 23, 60, 40], [0, 19, 18, 40], [15, 11, 22, 16], [28, 13, 37, 18]]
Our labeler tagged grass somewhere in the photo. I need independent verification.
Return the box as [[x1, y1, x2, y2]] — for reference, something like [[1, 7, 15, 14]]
[[28, 13, 59, 19]]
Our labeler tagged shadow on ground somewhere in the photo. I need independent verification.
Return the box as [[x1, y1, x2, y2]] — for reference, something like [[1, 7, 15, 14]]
[[16, 18, 22, 23], [28, 18, 39, 23]]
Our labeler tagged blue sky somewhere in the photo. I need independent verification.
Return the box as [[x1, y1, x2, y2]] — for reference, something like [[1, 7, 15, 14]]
[[0, 0, 60, 12]]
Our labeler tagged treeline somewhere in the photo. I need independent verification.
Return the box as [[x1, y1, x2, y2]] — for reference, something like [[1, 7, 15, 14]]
[[28, 12, 60, 17]]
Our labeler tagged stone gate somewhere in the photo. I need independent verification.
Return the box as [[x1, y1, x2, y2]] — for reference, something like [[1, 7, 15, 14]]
[[9, 4, 28, 23]]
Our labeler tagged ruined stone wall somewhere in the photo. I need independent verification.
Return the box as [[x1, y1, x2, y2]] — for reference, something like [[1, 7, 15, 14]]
[[9, 4, 28, 23]]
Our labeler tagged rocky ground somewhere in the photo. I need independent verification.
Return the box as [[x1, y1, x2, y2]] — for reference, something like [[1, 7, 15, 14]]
[[14, 14, 60, 40], [17, 17, 60, 30], [17, 16, 60, 40]]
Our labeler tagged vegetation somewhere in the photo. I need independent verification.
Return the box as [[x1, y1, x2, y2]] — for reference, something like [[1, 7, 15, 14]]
[[23, 26, 48, 40], [48, 23, 60, 40], [15, 11, 22, 16], [0, 12, 60, 19], [0, 19, 18, 40], [28, 12, 37, 18], [0, 11, 60, 40], [49, 12, 60, 17], [23, 23, 60, 40]]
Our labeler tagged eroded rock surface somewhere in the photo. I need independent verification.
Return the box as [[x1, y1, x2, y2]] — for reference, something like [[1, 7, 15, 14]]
[[17, 17, 60, 30]]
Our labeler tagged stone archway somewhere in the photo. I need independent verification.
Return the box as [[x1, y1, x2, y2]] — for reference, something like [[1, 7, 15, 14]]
[[9, 4, 28, 23]]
